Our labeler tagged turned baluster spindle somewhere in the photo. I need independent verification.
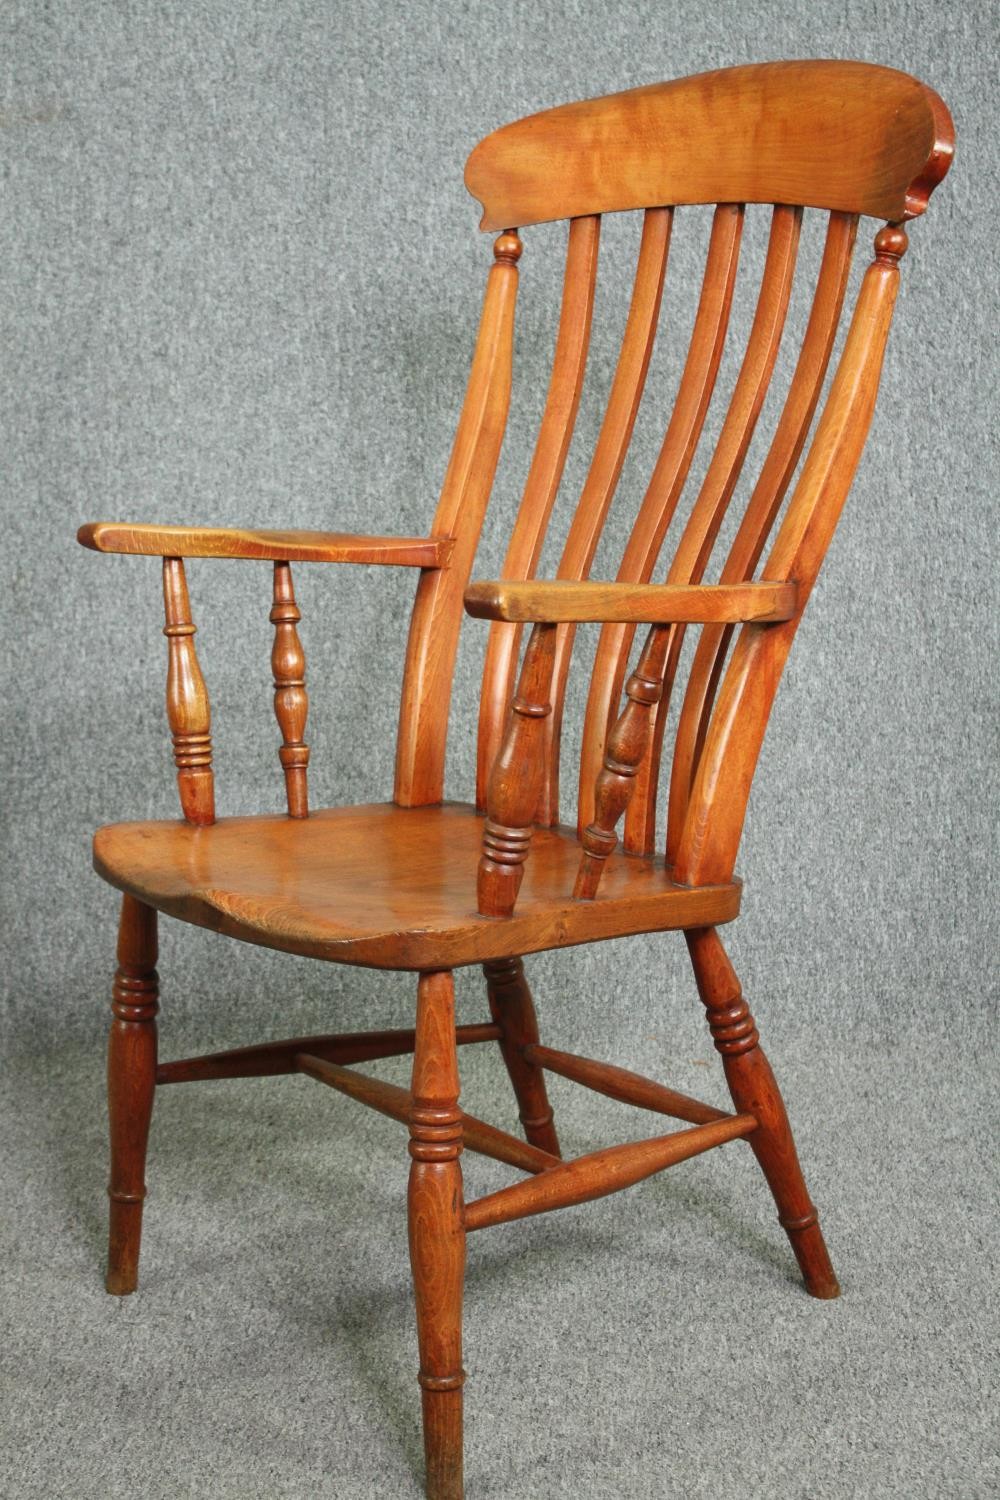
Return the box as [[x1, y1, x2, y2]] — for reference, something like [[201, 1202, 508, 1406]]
[[574, 623, 671, 899], [162, 557, 215, 825], [270, 561, 310, 817], [478, 622, 557, 918]]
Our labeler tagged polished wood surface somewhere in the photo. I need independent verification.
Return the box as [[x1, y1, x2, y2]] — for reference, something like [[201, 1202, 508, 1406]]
[[464, 1112, 758, 1232], [93, 803, 741, 970], [78, 522, 450, 567], [162, 557, 215, 825], [476, 214, 600, 807], [76, 60, 954, 1500], [156, 1021, 502, 1084], [482, 958, 560, 1155], [523, 1043, 728, 1127], [666, 210, 857, 862], [576, 202, 743, 825], [395, 231, 522, 808], [270, 562, 310, 818], [295, 1052, 558, 1177], [687, 927, 840, 1297], [478, 623, 558, 918], [539, 206, 670, 826], [465, 579, 797, 624], [408, 972, 466, 1500], [466, 60, 953, 230], [105, 895, 158, 1295], [675, 223, 911, 889]]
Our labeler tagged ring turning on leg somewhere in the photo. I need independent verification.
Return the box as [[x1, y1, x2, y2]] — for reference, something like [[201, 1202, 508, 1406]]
[[686, 927, 840, 1299], [106, 894, 159, 1296]]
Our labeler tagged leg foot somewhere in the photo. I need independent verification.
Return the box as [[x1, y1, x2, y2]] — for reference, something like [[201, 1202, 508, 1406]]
[[686, 927, 840, 1300], [483, 957, 561, 1158], [409, 971, 466, 1500], [106, 895, 159, 1296]]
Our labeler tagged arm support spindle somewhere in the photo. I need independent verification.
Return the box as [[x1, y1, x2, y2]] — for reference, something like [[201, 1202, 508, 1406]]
[[162, 557, 215, 825], [270, 561, 310, 818], [478, 623, 557, 917], [575, 623, 670, 899]]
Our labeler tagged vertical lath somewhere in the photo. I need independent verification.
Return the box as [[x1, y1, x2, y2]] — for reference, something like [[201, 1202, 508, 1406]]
[[538, 206, 673, 826], [666, 211, 858, 859], [621, 203, 803, 853], [578, 203, 744, 828], [476, 215, 601, 809], [674, 224, 908, 888]]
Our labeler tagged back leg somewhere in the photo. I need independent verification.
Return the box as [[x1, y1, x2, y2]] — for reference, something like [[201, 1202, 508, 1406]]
[[482, 958, 561, 1158], [106, 894, 159, 1295], [686, 926, 839, 1299]]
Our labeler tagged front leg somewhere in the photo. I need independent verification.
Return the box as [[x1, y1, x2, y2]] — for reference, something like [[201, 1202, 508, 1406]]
[[106, 894, 159, 1295], [408, 970, 466, 1500]]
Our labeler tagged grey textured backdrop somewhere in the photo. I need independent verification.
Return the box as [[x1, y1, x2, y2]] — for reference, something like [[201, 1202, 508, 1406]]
[[2, 3, 997, 1498]]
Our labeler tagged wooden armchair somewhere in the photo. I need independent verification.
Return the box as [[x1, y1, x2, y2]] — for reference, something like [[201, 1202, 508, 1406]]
[[77, 61, 953, 1499]]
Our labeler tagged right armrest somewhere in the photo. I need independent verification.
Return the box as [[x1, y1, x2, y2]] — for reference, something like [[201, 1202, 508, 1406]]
[[464, 578, 797, 623], [77, 522, 452, 568]]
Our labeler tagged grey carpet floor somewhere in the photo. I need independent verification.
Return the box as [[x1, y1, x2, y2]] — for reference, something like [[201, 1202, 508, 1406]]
[[2, 1009, 996, 1499]]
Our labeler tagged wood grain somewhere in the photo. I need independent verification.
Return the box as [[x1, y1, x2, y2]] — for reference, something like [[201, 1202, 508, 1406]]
[[395, 231, 521, 808], [92, 802, 741, 970], [464, 1112, 757, 1232], [540, 206, 671, 826], [162, 557, 215, 825], [523, 1043, 728, 1127], [76, 62, 956, 1500], [408, 972, 466, 1500], [465, 580, 797, 624], [78, 522, 450, 567], [295, 1052, 558, 1176], [466, 60, 953, 229], [578, 203, 743, 828], [270, 562, 310, 818], [476, 214, 600, 807], [106, 895, 158, 1295]]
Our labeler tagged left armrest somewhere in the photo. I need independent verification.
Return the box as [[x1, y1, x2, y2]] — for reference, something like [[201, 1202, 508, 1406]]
[[463, 578, 797, 624], [77, 522, 452, 568]]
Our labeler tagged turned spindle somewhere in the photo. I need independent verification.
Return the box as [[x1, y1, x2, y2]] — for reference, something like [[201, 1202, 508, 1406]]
[[408, 971, 466, 1500], [270, 561, 310, 818], [162, 557, 215, 825], [106, 895, 159, 1295], [574, 623, 671, 899], [478, 623, 557, 918], [873, 222, 909, 265]]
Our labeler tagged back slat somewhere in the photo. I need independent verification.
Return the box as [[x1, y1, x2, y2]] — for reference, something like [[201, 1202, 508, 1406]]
[[476, 215, 601, 809], [537, 206, 672, 825], [577, 203, 744, 829], [666, 210, 858, 859], [623, 203, 802, 851]]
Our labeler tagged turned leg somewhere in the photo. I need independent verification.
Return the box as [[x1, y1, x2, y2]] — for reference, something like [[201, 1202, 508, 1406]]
[[686, 927, 840, 1300], [482, 957, 561, 1157], [408, 971, 466, 1500], [106, 894, 159, 1295]]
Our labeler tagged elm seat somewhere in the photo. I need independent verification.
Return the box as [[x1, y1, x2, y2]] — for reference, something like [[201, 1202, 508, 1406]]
[[93, 803, 742, 971]]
